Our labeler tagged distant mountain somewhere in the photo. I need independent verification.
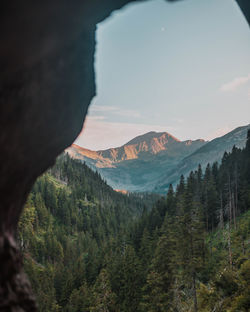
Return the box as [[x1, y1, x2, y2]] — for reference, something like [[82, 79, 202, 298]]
[[67, 131, 204, 162], [66, 125, 250, 193], [66, 131, 206, 191], [155, 124, 250, 193]]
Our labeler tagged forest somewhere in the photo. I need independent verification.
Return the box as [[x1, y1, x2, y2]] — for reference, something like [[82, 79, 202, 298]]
[[18, 131, 250, 311]]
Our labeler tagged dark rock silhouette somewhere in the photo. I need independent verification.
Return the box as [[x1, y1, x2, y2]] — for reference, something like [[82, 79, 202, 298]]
[[0, 0, 249, 310]]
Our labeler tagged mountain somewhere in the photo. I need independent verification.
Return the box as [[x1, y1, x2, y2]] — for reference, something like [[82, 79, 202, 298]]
[[66, 131, 206, 192], [155, 124, 250, 192], [67, 125, 250, 193], [67, 125, 250, 192], [68, 132, 204, 163]]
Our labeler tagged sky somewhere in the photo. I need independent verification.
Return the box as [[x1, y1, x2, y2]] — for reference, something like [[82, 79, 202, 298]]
[[75, 0, 250, 150]]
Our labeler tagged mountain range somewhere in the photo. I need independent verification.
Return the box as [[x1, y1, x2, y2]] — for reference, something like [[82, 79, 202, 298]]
[[66, 124, 250, 193]]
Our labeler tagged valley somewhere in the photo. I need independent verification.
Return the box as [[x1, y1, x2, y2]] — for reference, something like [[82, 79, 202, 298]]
[[20, 129, 250, 312]]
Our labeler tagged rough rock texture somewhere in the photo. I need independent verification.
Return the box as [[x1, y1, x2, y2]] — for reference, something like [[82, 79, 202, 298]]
[[0, 234, 37, 311], [236, 0, 250, 25], [0, 0, 249, 310]]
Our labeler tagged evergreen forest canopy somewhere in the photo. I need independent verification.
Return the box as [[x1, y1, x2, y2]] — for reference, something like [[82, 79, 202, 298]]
[[19, 131, 250, 311]]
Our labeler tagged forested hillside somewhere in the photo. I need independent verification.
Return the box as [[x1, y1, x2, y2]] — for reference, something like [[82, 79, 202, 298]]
[[126, 130, 250, 312], [18, 154, 156, 311], [19, 131, 250, 311]]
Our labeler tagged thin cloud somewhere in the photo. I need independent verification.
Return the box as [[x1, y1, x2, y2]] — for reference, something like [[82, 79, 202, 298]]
[[88, 116, 106, 121], [89, 104, 142, 119], [172, 118, 184, 124], [113, 109, 141, 118], [220, 73, 250, 92], [90, 105, 117, 112]]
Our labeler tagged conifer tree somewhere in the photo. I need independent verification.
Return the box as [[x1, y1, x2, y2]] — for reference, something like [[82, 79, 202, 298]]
[[166, 184, 176, 216], [118, 245, 143, 312], [91, 269, 117, 312], [141, 216, 176, 312], [175, 173, 206, 312], [67, 282, 93, 312]]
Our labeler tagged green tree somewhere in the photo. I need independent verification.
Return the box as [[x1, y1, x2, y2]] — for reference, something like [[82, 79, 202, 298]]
[[91, 269, 117, 312], [67, 281, 93, 312], [141, 217, 176, 312]]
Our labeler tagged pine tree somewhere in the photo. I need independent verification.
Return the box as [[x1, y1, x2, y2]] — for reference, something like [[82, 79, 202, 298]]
[[166, 184, 176, 216], [141, 216, 176, 312], [91, 269, 117, 312], [175, 173, 206, 312], [67, 281, 93, 312], [139, 228, 154, 271], [116, 245, 143, 312]]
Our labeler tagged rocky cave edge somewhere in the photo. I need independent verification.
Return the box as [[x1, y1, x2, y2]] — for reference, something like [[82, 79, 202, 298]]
[[0, 0, 249, 310]]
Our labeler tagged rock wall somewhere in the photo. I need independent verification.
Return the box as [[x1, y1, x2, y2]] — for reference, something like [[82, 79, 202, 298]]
[[0, 0, 249, 310]]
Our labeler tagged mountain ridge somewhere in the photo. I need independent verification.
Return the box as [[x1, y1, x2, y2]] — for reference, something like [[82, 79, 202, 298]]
[[66, 124, 250, 192], [155, 124, 250, 192], [66, 130, 207, 190], [69, 131, 206, 163]]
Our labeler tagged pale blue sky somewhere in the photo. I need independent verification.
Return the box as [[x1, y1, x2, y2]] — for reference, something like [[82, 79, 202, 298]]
[[76, 0, 250, 150]]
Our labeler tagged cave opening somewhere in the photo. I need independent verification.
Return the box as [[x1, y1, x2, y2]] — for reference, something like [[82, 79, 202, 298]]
[[0, 0, 250, 310]]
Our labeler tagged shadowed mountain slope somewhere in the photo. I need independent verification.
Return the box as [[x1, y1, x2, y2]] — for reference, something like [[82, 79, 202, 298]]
[[66, 131, 206, 191], [156, 124, 250, 192], [67, 125, 250, 193]]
